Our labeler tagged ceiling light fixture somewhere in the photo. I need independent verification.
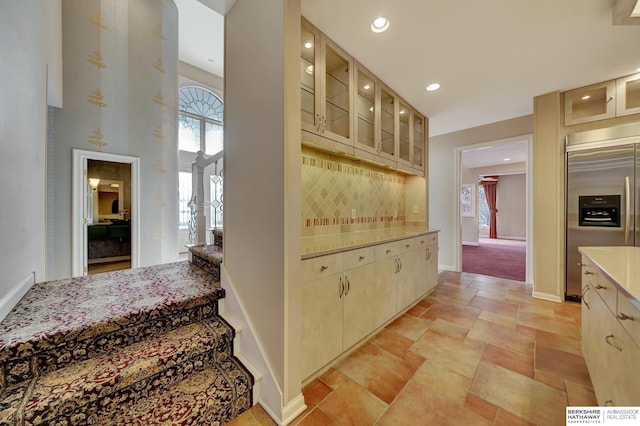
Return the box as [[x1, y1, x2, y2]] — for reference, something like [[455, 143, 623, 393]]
[[426, 83, 440, 92], [305, 65, 314, 75], [364, 84, 371, 90], [503, 158, 511, 161], [400, 109, 406, 115], [89, 178, 100, 189], [304, 40, 313, 49], [581, 95, 591, 100], [371, 17, 389, 33]]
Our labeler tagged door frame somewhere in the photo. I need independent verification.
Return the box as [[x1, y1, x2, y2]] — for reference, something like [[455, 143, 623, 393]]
[[72, 149, 140, 277], [454, 134, 534, 284]]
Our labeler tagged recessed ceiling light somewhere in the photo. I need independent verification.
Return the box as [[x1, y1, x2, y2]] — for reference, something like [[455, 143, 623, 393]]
[[400, 109, 406, 115], [306, 65, 314, 75], [581, 95, 591, 100], [369, 107, 374, 112], [304, 40, 313, 49], [363, 84, 371, 90], [426, 83, 440, 92], [503, 158, 511, 161], [371, 17, 389, 33], [636, 67, 640, 72]]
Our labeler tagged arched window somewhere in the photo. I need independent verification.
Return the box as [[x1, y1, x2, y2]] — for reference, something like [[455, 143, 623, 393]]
[[178, 86, 223, 155]]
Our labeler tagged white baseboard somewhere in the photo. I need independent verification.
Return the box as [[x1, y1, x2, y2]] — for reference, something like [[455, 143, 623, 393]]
[[438, 264, 456, 272], [532, 291, 563, 304], [462, 241, 479, 246], [0, 273, 35, 322], [281, 393, 307, 425]]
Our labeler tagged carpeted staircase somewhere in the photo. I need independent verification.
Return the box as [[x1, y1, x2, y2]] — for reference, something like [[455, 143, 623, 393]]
[[0, 230, 254, 425]]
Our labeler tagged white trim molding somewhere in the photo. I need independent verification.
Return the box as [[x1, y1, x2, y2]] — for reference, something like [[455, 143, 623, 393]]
[[72, 149, 140, 277], [532, 291, 563, 304]]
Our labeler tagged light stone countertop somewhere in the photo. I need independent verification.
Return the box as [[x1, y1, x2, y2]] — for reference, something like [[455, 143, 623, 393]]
[[302, 226, 439, 259], [579, 246, 640, 304]]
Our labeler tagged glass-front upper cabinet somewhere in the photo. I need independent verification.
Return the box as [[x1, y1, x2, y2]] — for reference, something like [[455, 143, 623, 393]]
[[323, 41, 351, 141], [354, 64, 376, 153], [300, 22, 320, 134], [300, 19, 352, 147], [564, 80, 616, 126], [412, 113, 425, 171], [379, 86, 396, 159], [616, 73, 640, 117], [398, 101, 411, 165]]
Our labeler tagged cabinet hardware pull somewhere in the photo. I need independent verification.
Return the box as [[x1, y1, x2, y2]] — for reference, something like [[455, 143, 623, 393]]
[[607, 96, 614, 104], [321, 265, 328, 271], [345, 277, 350, 296], [605, 334, 622, 351], [617, 312, 634, 321], [359, 256, 365, 261], [583, 299, 591, 310], [405, 244, 410, 249], [339, 277, 344, 298], [584, 271, 594, 275], [386, 249, 391, 254], [322, 116, 327, 133], [594, 284, 606, 290], [577, 262, 585, 267], [399, 259, 403, 272], [605, 400, 614, 406], [315, 113, 322, 131], [420, 240, 425, 245]]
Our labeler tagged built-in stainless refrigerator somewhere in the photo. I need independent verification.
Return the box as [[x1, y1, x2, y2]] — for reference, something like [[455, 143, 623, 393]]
[[565, 123, 640, 300]]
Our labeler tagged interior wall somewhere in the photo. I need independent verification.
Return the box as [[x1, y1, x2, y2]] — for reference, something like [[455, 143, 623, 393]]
[[0, 1, 47, 320], [460, 165, 479, 245], [493, 173, 526, 239], [429, 115, 533, 270], [224, 0, 302, 419], [49, 0, 179, 279]]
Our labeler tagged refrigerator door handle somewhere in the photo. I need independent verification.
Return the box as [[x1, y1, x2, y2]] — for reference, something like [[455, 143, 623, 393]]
[[625, 175, 631, 245]]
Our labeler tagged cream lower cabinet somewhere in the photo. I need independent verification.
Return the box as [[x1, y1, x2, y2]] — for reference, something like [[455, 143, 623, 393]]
[[581, 257, 640, 406], [301, 247, 374, 379], [415, 234, 439, 295]]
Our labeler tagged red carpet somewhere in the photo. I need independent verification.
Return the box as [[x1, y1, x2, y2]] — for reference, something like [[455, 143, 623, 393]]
[[462, 241, 526, 282]]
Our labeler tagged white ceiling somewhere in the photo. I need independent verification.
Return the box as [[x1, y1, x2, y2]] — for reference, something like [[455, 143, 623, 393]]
[[461, 139, 528, 170], [176, 0, 640, 162]]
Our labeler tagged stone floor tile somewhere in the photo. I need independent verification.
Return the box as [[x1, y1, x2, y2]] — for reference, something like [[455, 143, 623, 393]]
[[384, 313, 432, 341], [517, 310, 581, 338], [534, 368, 566, 391], [464, 393, 498, 422], [401, 350, 426, 368], [426, 317, 470, 341], [412, 361, 472, 404], [369, 328, 414, 357], [319, 368, 349, 390], [470, 362, 567, 425], [468, 319, 535, 356], [469, 294, 519, 317], [494, 408, 535, 426], [291, 408, 336, 426], [565, 379, 598, 406], [318, 378, 387, 426], [405, 304, 427, 318], [535, 344, 592, 388], [301, 379, 333, 410], [335, 343, 416, 404], [482, 344, 534, 378], [478, 310, 516, 328], [377, 381, 490, 426], [428, 304, 481, 329], [536, 329, 583, 357], [411, 330, 485, 378]]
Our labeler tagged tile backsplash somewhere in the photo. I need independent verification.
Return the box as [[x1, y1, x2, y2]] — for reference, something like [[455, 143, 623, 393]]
[[302, 148, 406, 236]]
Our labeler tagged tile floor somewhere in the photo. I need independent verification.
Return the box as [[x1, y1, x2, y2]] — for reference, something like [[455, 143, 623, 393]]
[[229, 271, 596, 426]]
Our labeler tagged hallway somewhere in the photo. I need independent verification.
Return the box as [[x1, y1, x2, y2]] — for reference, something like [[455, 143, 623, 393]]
[[233, 271, 594, 425]]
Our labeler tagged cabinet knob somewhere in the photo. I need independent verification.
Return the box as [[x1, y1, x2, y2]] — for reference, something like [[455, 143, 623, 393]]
[[617, 312, 634, 321], [594, 284, 606, 290], [359, 256, 365, 261]]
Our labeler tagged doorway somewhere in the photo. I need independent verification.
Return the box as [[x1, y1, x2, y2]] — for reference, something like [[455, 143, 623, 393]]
[[455, 136, 534, 283], [72, 150, 140, 277]]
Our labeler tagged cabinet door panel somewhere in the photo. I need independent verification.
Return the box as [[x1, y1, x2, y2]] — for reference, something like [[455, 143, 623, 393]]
[[300, 22, 320, 134], [374, 256, 397, 328], [616, 73, 640, 117], [343, 264, 375, 348], [427, 236, 438, 292], [396, 250, 419, 310], [564, 80, 616, 125], [301, 274, 343, 378]]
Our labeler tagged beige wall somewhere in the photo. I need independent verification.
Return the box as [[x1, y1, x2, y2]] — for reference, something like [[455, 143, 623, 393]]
[[429, 115, 533, 270], [224, 0, 302, 420], [0, 1, 48, 320], [48, 0, 179, 279]]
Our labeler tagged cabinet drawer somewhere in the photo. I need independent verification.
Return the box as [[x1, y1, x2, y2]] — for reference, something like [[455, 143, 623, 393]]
[[342, 246, 374, 270], [375, 240, 403, 260], [617, 292, 640, 349], [302, 253, 342, 282], [590, 273, 617, 314]]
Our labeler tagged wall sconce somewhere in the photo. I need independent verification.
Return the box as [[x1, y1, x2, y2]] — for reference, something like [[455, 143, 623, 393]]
[[89, 178, 100, 190]]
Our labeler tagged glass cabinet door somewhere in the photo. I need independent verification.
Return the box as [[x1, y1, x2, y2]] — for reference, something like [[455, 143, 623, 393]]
[[379, 87, 395, 158], [412, 113, 425, 170], [300, 23, 319, 132], [616, 73, 640, 117], [564, 80, 616, 125], [323, 41, 351, 140], [398, 101, 410, 164], [355, 66, 376, 151]]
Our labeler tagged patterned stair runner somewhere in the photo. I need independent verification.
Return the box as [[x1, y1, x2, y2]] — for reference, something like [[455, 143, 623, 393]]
[[0, 258, 253, 425]]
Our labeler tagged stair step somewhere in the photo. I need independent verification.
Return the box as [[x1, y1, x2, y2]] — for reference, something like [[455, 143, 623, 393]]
[[101, 361, 251, 425], [189, 245, 223, 282], [0, 261, 224, 392], [0, 316, 252, 425]]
